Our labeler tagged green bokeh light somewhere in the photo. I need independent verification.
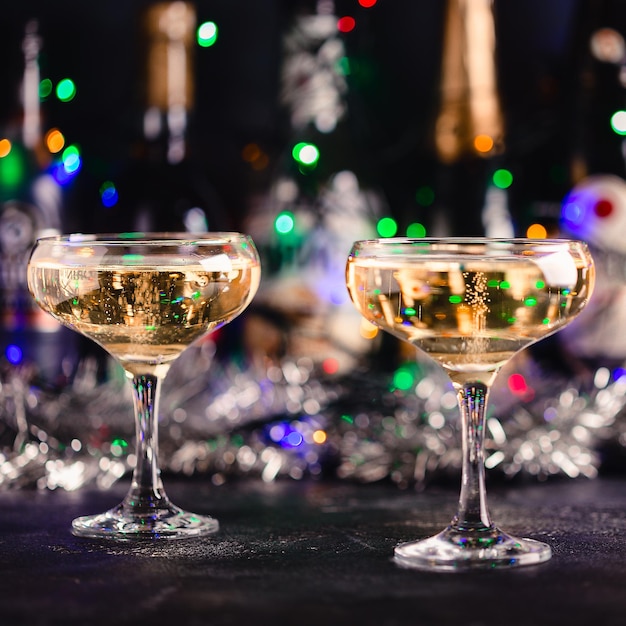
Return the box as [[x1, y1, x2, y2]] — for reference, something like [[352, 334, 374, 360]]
[[39, 78, 53, 99], [377, 217, 397, 237], [197, 21, 218, 47], [406, 222, 426, 238], [56, 78, 76, 102], [492, 168, 513, 189], [292, 142, 319, 167], [62, 144, 81, 173], [610, 110, 626, 135], [415, 185, 435, 207], [392, 366, 415, 391], [0, 147, 26, 190], [275, 211, 295, 235]]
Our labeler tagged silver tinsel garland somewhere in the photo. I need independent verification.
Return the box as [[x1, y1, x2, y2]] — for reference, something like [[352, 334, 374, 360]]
[[1, 335, 625, 492]]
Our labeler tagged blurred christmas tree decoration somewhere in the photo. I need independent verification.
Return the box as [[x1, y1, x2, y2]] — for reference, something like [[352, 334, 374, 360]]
[[244, 0, 388, 377]]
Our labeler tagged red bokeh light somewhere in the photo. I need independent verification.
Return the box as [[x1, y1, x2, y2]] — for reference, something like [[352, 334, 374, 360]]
[[508, 373, 528, 395], [337, 16, 356, 33], [322, 358, 339, 375], [594, 198, 614, 218]]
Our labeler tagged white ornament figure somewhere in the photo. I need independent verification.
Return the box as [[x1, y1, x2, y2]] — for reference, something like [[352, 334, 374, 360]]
[[560, 174, 626, 361]]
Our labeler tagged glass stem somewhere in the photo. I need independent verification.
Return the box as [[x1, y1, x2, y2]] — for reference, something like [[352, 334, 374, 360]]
[[123, 373, 169, 511], [450, 382, 493, 533]]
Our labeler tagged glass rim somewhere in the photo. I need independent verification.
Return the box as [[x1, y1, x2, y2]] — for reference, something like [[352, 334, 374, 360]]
[[351, 237, 587, 246], [34, 232, 252, 246]]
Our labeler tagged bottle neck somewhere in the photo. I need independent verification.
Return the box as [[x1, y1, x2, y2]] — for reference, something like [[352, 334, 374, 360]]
[[22, 20, 42, 152], [141, 1, 196, 165]]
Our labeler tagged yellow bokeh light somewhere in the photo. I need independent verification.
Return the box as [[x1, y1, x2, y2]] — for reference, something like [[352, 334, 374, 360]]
[[0, 138, 12, 158], [526, 223, 548, 239], [360, 318, 378, 339], [474, 134, 494, 153], [45, 129, 65, 154], [312, 430, 327, 444]]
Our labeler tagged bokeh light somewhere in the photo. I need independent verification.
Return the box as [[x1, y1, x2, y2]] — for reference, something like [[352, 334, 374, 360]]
[[100, 181, 118, 208], [45, 129, 65, 153], [526, 223, 547, 238], [5, 344, 23, 365], [51, 144, 82, 184], [392, 365, 415, 391], [406, 222, 426, 238], [416, 185, 435, 206], [275, 211, 295, 235], [474, 134, 494, 153], [358, 0, 378, 6], [292, 142, 319, 167], [39, 78, 53, 99], [62, 145, 81, 173], [0, 139, 11, 158], [312, 430, 327, 444], [507, 373, 534, 400], [594, 198, 613, 217], [322, 358, 339, 375], [268, 422, 304, 449], [0, 144, 26, 189], [492, 168, 513, 189], [610, 110, 626, 135], [337, 16, 356, 32], [56, 78, 76, 102], [376, 216, 397, 237], [197, 21, 218, 47]]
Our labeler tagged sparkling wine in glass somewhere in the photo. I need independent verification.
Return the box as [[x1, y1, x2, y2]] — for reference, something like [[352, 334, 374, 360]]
[[346, 238, 595, 570], [27, 233, 261, 539]]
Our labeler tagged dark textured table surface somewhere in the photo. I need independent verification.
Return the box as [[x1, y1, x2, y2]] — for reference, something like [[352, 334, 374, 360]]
[[1, 475, 626, 626]]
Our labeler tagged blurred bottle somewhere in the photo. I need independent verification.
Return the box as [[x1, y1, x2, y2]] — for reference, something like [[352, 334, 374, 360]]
[[244, 0, 388, 375], [430, 0, 513, 237], [0, 20, 73, 385], [87, 1, 225, 234]]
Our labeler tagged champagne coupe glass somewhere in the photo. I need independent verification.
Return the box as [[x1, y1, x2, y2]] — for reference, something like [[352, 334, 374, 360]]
[[27, 232, 261, 539], [346, 238, 595, 571]]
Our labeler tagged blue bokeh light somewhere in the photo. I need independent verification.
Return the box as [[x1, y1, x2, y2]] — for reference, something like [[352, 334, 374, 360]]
[[5, 344, 23, 364]]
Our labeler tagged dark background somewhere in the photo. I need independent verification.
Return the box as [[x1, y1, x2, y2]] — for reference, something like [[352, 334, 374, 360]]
[[1, 0, 625, 237]]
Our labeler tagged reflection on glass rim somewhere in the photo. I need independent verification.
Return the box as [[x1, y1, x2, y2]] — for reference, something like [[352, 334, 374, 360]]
[[352, 237, 585, 246], [42, 232, 250, 245]]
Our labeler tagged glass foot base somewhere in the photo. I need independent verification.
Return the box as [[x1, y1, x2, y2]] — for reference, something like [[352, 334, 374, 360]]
[[394, 525, 551, 571], [72, 501, 220, 540]]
